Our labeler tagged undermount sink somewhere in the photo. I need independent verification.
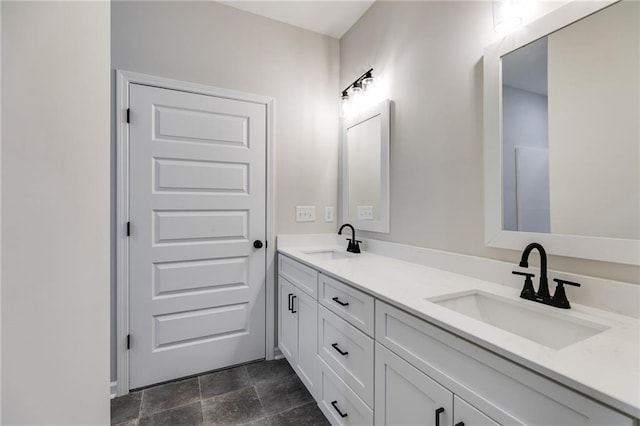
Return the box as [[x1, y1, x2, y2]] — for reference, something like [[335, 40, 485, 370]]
[[301, 249, 356, 260], [429, 290, 610, 350]]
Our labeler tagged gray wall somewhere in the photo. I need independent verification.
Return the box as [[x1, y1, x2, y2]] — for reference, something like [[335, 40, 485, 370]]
[[339, 1, 640, 284], [2, 1, 111, 423], [111, 1, 340, 382]]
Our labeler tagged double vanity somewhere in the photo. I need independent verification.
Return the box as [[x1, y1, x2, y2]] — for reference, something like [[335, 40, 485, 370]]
[[277, 237, 639, 426]]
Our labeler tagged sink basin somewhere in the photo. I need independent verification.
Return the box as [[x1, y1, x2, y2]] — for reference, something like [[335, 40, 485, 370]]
[[429, 291, 610, 350], [301, 249, 356, 260]]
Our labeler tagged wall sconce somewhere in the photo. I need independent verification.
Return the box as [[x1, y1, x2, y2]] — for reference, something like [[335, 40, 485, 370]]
[[493, 0, 526, 34], [341, 68, 374, 116]]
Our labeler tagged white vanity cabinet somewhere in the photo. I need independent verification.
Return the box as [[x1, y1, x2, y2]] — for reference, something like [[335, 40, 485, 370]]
[[276, 252, 636, 426], [375, 301, 634, 426], [375, 342, 499, 426], [277, 255, 319, 398]]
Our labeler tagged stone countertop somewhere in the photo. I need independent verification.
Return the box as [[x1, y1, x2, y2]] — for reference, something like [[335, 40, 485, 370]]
[[277, 244, 640, 419]]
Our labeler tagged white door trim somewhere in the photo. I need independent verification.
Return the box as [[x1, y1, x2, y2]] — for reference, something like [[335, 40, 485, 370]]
[[115, 70, 276, 397]]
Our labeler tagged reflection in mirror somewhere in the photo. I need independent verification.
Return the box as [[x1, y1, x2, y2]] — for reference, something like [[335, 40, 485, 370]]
[[347, 115, 382, 222], [342, 99, 390, 233], [501, 0, 639, 240]]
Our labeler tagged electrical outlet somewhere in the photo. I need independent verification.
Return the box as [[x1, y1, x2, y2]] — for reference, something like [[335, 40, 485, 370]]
[[295, 206, 316, 222], [357, 205, 374, 220], [325, 206, 334, 222]]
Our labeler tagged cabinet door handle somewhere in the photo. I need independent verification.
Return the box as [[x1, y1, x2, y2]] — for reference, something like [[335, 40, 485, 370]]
[[291, 295, 297, 313], [331, 343, 349, 356], [287, 293, 293, 312], [330, 400, 348, 418], [435, 407, 445, 426], [455, 422, 465, 426], [332, 296, 349, 306]]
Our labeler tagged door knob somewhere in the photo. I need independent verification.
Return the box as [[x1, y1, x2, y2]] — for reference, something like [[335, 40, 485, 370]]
[[253, 240, 264, 249]]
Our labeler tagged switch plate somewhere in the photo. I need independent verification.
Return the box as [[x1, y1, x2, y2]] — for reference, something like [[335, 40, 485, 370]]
[[324, 206, 334, 222], [296, 206, 316, 222], [357, 205, 374, 220]]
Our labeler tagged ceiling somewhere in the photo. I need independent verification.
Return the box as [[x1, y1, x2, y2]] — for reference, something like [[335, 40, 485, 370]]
[[218, 1, 376, 39]]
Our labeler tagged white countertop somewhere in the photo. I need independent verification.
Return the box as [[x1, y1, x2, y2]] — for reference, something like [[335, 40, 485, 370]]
[[278, 244, 640, 419]]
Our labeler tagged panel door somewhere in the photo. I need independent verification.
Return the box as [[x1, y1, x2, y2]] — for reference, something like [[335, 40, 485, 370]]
[[129, 83, 267, 388], [295, 289, 318, 398], [375, 343, 453, 426], [454, 396, 501, 426], [278, 277, 298, 364]]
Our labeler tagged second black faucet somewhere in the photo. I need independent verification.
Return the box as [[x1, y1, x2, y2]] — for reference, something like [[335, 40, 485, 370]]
[[338, 223, 361, 254]]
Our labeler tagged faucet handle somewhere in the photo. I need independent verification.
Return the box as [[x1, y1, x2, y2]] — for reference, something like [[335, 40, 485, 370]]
[[512, 271, 536, 300], [551, 278, 581, 309], [352, 240, 362, 254]]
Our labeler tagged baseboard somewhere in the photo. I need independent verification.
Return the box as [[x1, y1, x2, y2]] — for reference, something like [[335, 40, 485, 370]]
[[110, 381, 118, 399]]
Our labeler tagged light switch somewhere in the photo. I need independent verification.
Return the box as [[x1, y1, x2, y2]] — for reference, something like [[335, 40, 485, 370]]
[[295, 206, 316, 222]]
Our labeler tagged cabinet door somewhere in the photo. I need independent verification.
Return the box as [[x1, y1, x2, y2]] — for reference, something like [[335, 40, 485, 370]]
[[278, 277, 297, 364], [295, 289, 318, 398], [454, 396, 500, 426], [375, 343, 453, 426]]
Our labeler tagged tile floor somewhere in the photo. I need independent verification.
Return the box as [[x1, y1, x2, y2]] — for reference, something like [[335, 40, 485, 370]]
[[111, 359, 330, 426]]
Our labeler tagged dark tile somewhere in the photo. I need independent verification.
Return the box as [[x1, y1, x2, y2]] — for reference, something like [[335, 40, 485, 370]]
[[268, 403, 329, 426], [246, 359, 295, 384], [243, 417, 270, 426], [141, 377, 200, 416], [200, 365, 252, 399], [255, 375, 313, 415], [111, 391, 142, 424], [202, 386, 265, 426], [113, 420, 137, 426], [139, 402, 202, 426]]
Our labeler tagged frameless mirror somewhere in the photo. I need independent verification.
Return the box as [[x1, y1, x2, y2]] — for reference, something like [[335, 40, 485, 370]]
[[342, 99, 390, 233], [484, 0, 640, 264]]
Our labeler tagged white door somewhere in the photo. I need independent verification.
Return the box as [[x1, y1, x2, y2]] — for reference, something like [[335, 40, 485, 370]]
[[129, 83, 267, 389]]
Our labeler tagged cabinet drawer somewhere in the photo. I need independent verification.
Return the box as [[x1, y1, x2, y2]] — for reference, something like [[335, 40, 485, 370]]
[[376, 301, 633, 426], [278, 255, 318, 299], [318, 305, 374, 407], [317, 357, 373, 426], [319, 274, 374, 336]]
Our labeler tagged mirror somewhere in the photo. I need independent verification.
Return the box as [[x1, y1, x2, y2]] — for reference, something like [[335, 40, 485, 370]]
[[342, 99, 390, 233], [484, 0, 640, 264]]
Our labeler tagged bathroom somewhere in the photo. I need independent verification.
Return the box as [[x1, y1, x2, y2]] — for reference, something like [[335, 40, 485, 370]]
[[1, 0, 638, 424]]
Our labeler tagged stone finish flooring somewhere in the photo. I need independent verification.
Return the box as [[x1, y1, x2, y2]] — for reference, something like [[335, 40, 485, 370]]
[[111, 359, 330, 426]]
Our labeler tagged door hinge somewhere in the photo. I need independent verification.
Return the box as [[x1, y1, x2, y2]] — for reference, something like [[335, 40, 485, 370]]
[[127, 334, 131, 350], [126, 108, 130, 123], [265, 240, 268, 248], [126, 222, 131, 237]]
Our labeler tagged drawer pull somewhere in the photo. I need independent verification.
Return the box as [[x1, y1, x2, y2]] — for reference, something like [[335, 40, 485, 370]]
[[287, 293, 293, 312], [332, 296, 349, 306], [435, 407, 445, 426], [331, 400, 348, 418], [291, 295, 297, 313], [455, 423, 465, 426], [331, 343, 349, 356]]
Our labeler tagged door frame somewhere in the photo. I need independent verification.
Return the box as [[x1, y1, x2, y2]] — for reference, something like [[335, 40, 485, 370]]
[[115, 70, 276, 397]]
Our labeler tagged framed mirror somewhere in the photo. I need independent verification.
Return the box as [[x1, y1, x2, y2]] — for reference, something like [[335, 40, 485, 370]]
[[342, 99, 390, 233], [484, 0, 640, 265]]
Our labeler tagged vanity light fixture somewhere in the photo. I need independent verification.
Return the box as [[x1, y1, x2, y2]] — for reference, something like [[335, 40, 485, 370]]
[[492, 0, 525, 34], [341, 68, 374, 103]]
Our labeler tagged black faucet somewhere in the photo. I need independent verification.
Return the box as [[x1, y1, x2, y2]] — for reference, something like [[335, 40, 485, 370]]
[[338, 223, 361, 253], [513, 242, 581, 309], [518, 242, 551, 301]]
